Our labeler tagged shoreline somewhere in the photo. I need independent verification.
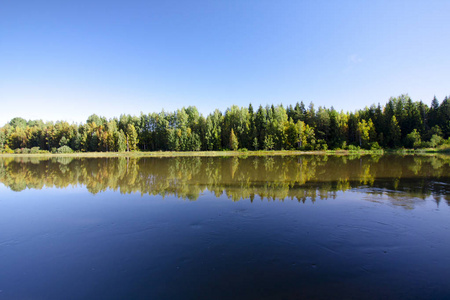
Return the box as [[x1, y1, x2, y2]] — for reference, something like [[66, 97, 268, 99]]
[[0, 148, 448, 158]]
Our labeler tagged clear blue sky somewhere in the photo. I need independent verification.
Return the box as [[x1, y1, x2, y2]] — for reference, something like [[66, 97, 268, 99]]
[[1, 0, 449, 125]]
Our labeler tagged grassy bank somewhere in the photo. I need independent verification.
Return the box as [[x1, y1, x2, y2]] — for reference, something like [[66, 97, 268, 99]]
[[0, 150, 323, 158], [0, 149, 387, 158], [2, 147, 449, 158], [385, 144, 450, 154]]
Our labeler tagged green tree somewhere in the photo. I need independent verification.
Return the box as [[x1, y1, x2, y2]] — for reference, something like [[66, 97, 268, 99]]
[[87, 114, 105, 127], [80, 129, 88, 152], [284, 118, 299, 149], [106, 120, 118, 152], [438, 97, 450, 138], [9, 117, 27, 129], [387, 116, 401, 148], [252, 137, 259, 150], [263, 135, 274, 150], [428, 96, 440, 128], [117, 129, 127, 152], [255, 105, 267, 149], [0, 129, 6, 150], [315, 107, 330, 141], [70, 131, 82, 151], [10, 126, 28, 149], [139, 113, 153, 151], [89, 131, 99, 151], [304, 124, 316, 150], [59, 136, 68, 147], [248, 103, 257, 149], [405, 129, 421, 149], [297, 121, 307, 149], [357, 119, 371, 148], [270, 105, 288, 149], [167, 128, 179, 151], [222, 105, 249, 149], [187, 130, 201, 151], [429, 134, 443, 148], [204, 109, 223, 151]]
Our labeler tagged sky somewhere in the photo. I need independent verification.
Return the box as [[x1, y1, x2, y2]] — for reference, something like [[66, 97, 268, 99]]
[[1, 0, 449, 125]]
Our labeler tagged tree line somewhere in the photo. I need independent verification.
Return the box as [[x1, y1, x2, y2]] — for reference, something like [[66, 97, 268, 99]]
[[0, 94, 449, 153]]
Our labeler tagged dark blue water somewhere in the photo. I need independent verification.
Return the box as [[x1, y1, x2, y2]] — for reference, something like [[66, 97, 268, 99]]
[[0, 155, 450, 299]]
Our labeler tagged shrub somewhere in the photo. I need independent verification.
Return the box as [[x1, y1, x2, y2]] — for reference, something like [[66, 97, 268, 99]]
[[429, 134, 443, 148], [304, 144, 314, 151], [348, 145, 360, 151], [316, 139, 328, 150], [56, 146, 73, 154], [420, 141, 431, 148], [370, 142, 382, 150], [2, 145, 14, 154], [30, 147, 40, 154]]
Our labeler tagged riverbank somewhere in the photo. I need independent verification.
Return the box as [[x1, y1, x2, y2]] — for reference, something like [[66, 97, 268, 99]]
[[0, 149, 368, 158], [0, 148, 449, 158], [0, 150, 339, 158]]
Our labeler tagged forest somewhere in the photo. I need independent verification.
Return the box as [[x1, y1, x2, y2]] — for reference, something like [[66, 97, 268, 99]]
[[0, 94, 449, 153]]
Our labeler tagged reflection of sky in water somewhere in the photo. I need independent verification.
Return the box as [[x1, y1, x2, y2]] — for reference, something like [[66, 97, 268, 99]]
[[1, 187, 449, 299], [0, 182, 8, 190]]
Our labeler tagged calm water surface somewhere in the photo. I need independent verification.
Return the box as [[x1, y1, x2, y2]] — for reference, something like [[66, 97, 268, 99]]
[[0, 155, 450, 299]]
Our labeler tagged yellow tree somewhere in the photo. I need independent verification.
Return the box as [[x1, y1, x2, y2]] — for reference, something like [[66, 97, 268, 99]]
[[230, 128, 239, 150], [126, 124, 139, 151], [357, 119, 375, 148]]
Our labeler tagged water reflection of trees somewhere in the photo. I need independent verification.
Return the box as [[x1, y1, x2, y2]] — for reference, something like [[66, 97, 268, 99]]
[[0, 155, 449, 206]]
